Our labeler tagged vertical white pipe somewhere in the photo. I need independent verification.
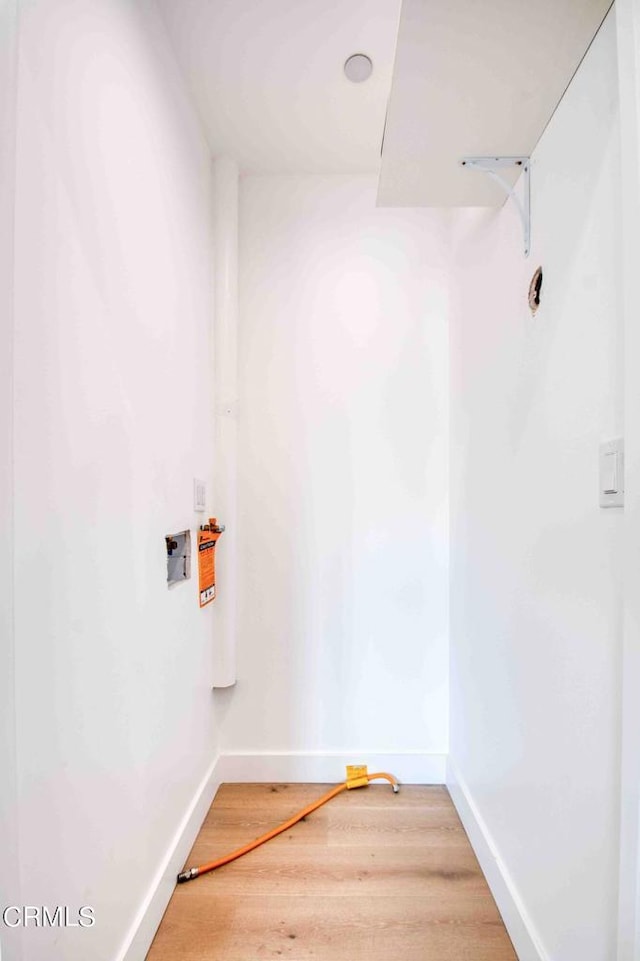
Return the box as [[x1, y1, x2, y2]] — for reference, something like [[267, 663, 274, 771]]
[[212, 156, 239, 688]]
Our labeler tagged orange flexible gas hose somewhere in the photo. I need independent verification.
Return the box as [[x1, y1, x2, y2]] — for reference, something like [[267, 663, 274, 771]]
[[177, 771, 399, 884]]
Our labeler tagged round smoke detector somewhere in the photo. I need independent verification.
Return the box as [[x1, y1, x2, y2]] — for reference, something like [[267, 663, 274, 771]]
[[344, 54, 373, 83]]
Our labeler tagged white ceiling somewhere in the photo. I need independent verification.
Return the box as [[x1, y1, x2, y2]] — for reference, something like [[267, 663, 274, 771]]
[[156, 0, 402, 174]]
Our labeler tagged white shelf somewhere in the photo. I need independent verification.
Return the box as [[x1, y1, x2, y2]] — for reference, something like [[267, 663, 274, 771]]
[[377, 0, 613, 207]]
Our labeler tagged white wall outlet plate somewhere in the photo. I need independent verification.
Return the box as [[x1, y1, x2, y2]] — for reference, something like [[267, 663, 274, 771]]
[[193, 478, 206, 512], [599, 439, 624, 508]]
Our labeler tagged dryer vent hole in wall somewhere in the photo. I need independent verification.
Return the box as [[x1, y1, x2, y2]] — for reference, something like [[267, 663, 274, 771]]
[[529, 266, 543, 314], [165, 530, 191, 586]]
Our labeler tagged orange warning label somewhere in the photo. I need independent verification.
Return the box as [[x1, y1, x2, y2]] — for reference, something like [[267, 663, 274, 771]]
[[198, 521, 222, 608]]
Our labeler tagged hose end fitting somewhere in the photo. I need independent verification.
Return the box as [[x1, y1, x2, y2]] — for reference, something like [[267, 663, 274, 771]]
[[392, 782, 400, 793], [177, 867, 199, 884]]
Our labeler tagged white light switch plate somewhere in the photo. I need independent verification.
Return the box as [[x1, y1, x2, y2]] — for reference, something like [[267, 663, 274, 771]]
[[599, 439, 624, 508], [193, 478, 206, 512]]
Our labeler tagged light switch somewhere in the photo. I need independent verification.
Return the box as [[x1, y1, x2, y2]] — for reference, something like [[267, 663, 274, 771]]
[[602, 452, 618, 494], [194, 478, 206, 512], [600, 439, 624, 508]]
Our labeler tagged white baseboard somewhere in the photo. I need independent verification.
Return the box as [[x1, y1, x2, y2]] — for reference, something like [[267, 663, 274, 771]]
[[115, 753, 223, 961], [447, 757, 549, 961], [215, 751, 447, 785]]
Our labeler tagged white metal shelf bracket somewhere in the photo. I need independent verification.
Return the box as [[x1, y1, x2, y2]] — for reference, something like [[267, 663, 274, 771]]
[[460, 157, 531, 257]]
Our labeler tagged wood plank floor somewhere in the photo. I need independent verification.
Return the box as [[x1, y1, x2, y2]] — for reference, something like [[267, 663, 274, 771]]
[[146, 783, 518, 961]]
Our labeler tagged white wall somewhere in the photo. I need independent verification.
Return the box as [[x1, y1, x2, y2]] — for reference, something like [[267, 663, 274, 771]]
[[0, 2, 22, 960], [448, 10, 622, 961], [220, 176, 450, 773], [12, 2, 217, 959], [615, 3, 640, 957]]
